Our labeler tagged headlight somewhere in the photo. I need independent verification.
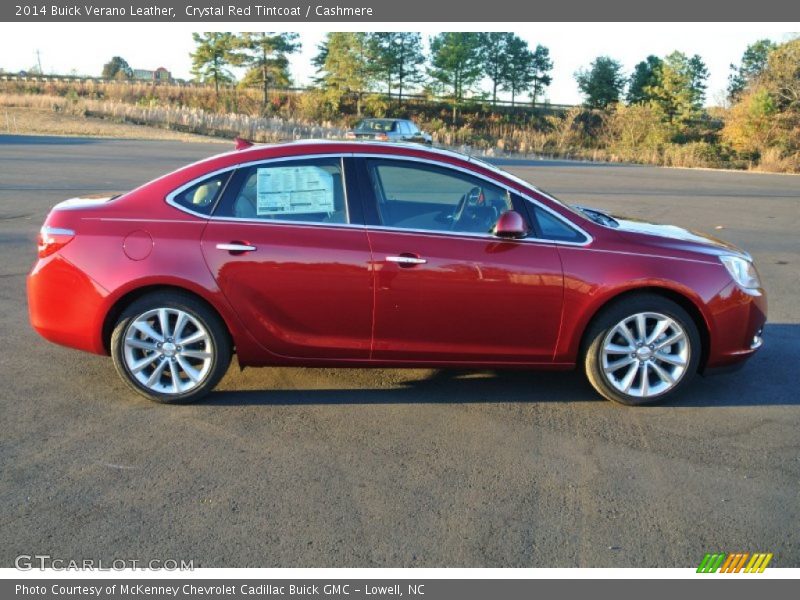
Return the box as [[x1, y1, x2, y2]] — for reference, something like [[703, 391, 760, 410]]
[[720, 255, 761, 290]]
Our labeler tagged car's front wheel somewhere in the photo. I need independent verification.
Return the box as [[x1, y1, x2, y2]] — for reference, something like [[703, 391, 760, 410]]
[[584, 295, 701, 405], [111, 291, 231, 403]]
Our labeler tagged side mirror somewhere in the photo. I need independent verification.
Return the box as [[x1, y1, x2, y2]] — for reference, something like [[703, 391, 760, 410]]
[[493, 210, 528, 239]]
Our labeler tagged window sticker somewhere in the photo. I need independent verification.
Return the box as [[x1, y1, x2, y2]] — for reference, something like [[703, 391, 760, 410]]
[[256, 166, 335, 215]]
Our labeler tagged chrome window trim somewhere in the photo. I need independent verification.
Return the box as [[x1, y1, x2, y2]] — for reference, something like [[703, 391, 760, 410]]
[[165, 151, 593, 247]]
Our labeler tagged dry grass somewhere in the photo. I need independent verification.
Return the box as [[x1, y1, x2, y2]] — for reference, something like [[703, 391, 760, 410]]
[[2, 89, 796, 174], [0, 104, 226, 142], [0, 93, 344, 143]]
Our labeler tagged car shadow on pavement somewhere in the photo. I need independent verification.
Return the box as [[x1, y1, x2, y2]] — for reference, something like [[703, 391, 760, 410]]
[[204, 368, 602, 406], [203, 323, 797, 408]]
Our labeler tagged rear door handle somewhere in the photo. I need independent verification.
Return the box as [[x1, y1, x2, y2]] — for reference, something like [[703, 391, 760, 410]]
[[217, 242, 257, 254], [386, 255, 427, 267]]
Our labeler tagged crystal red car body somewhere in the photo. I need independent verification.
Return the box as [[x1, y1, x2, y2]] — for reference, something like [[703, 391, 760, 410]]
[[27, 141, 766, 402]]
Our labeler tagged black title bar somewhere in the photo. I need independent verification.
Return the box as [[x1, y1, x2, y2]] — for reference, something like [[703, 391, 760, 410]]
[[2, 0, 800, 22]]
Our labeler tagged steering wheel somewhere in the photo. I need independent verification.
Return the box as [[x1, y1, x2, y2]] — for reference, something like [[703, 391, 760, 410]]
[[450, 186, 484, 230]]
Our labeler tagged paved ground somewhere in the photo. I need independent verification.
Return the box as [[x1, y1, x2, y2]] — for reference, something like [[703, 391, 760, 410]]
[[1, 135, 798, 568]]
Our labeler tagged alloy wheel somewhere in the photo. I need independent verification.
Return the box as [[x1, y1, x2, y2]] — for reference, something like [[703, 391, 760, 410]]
[[122, 307, 213, 395], [600, 311, 690, 399]]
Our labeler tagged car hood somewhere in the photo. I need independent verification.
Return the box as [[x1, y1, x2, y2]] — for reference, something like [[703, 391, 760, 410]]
[[577, 206, 749, 260]]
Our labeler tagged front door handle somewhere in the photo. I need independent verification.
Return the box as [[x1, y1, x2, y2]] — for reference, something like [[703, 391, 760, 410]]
[[217, 242, 257, 254], [386, 255, 427, 267]]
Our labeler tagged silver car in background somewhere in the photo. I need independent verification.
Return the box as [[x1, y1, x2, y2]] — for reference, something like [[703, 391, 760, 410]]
[[345, 118, 432, 145]]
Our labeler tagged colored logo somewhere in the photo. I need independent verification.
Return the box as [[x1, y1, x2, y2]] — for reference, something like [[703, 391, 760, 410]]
[[697, 552, 773, 573]]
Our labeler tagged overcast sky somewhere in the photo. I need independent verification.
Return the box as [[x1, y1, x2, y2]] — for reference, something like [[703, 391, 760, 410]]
[[0, 23, 797, 105]]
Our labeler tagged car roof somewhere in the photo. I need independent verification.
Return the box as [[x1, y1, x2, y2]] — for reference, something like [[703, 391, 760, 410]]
[[179, 139, 542, 198], [212, 139, 465, 163]]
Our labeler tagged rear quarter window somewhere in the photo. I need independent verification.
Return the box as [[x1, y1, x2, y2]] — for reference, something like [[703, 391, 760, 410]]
[[170, 172, 230, 216]]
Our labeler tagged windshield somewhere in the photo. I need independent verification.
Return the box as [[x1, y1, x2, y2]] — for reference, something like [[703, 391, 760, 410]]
[[467, 156, 590, 221]]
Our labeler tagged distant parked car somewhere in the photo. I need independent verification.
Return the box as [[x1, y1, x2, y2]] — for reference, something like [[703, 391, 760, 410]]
[[346, 118, 432, 145]]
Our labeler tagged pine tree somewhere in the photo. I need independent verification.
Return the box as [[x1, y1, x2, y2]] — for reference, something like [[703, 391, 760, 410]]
[[575, 56, 625, 109], [190, 32, 237, 97], [234, 32, 300, 113], [369, 32, 426, 105], [429, 32, 484, 122]]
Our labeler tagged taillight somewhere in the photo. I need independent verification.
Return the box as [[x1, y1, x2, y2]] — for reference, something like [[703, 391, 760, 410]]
[[375, 133, 389, 141], [345, 132, 356, 139], [37, 226, 75, 258]]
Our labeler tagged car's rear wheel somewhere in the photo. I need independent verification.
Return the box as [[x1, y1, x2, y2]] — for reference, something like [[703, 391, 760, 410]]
[[111, 291, 231, 403], [584, 295, 701, 405]]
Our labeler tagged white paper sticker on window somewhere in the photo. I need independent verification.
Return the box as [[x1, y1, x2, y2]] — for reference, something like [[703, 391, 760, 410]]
[[256, 166, 335, 216]]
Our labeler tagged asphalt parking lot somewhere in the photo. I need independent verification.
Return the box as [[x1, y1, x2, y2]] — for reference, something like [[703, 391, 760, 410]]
[[1, 135, 798, 567]]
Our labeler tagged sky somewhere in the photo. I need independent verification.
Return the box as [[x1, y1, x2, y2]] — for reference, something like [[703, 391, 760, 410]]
[[0, 23, 797, 105]]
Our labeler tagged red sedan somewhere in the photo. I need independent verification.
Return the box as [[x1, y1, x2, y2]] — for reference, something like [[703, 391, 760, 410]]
[[27, 141, 766, 405]]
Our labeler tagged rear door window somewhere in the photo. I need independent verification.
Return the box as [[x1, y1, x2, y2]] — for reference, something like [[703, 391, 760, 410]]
[[215, 157, 349, 224]]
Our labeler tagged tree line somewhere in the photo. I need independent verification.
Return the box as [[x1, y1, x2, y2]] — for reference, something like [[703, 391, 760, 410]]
[[571, 38, 798, 171], [97, 34, 798, 172], [574, 51, 710, 131], [182, 32, 552, 119], [308, 32, 553, 121]]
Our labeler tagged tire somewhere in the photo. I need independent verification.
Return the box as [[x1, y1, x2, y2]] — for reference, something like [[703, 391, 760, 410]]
[[110, 291, 231, 404], [583, 294, 701, 406]]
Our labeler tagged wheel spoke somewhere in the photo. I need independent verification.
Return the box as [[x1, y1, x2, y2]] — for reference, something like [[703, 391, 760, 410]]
[[614, 324, 637, 348], [178, 330, 207, 346], [635, 314, 647, 343], [145, 358, 168, 386], [639, 362, 650, 397], [606, 343, 633, 354], [131, 321, 163, 342], [176, 356, 201, 382], [169, 360, 181, 393], [158, 308, 171, 339], [180, 349, 211, 359], [125, 338, 158, 352], [650, 360, 675, 385], [646, 318, 672, 345], [173, 312, 188, 341], [620, 363, 638, 392], [656, 331, 685, 350], [605, 355, 636, 373], [130, 352, 160, 374], [655, 352, 686, 367]]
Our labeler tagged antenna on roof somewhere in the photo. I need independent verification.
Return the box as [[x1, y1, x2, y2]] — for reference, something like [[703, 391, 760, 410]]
[[234, 137, 254, 150]]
